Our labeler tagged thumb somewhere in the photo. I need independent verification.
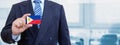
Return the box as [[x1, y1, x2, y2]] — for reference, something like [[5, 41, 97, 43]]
[[21, 13, 31, 19]]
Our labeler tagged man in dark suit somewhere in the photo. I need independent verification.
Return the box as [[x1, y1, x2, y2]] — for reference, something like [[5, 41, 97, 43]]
[[1, 0, 71, 45]]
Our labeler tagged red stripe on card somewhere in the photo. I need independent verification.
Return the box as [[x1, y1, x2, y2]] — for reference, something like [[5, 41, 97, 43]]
[[28, 20, 41, 24]]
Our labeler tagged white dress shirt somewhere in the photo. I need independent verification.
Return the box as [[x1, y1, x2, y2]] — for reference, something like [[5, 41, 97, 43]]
[[12, 0, 45, 41]]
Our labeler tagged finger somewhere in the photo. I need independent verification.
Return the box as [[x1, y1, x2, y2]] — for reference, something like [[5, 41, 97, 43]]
[[19, 18, 26, 26], [13, 19, 21, 27], [21, 13, 31, 19], [13, 18, 24, 27], [19, 24, 32, 33], [22, 24, 33, 31]]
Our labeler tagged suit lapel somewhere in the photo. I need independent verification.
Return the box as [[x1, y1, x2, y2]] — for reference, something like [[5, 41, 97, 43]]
[[26, 0, 35, 15], [34, 0, 55, 44], [20, 0, 34, 15]]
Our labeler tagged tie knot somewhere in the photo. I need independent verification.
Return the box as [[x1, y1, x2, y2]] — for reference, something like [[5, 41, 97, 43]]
[[34, 0, 41, 3]]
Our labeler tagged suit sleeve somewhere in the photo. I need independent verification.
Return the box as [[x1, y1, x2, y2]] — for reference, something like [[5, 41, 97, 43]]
[[58, 5, 71, 45], [1, 5, 17, 44]]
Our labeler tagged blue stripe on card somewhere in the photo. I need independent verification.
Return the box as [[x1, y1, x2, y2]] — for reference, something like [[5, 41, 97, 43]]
[[29, 15, 41, 20]]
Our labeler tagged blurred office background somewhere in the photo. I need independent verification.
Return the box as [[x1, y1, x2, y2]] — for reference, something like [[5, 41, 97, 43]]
[[0, 0, 120, 45]]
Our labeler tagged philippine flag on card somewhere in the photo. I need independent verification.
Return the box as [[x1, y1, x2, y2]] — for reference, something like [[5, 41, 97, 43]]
[[27, 15, 41, 24]]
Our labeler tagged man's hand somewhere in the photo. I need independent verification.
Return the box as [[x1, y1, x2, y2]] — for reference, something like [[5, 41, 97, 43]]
[[12, 13, 32, 35]]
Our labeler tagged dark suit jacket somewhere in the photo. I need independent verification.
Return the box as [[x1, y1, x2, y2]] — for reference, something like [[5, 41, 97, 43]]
[[1, 0, 71, 45]]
